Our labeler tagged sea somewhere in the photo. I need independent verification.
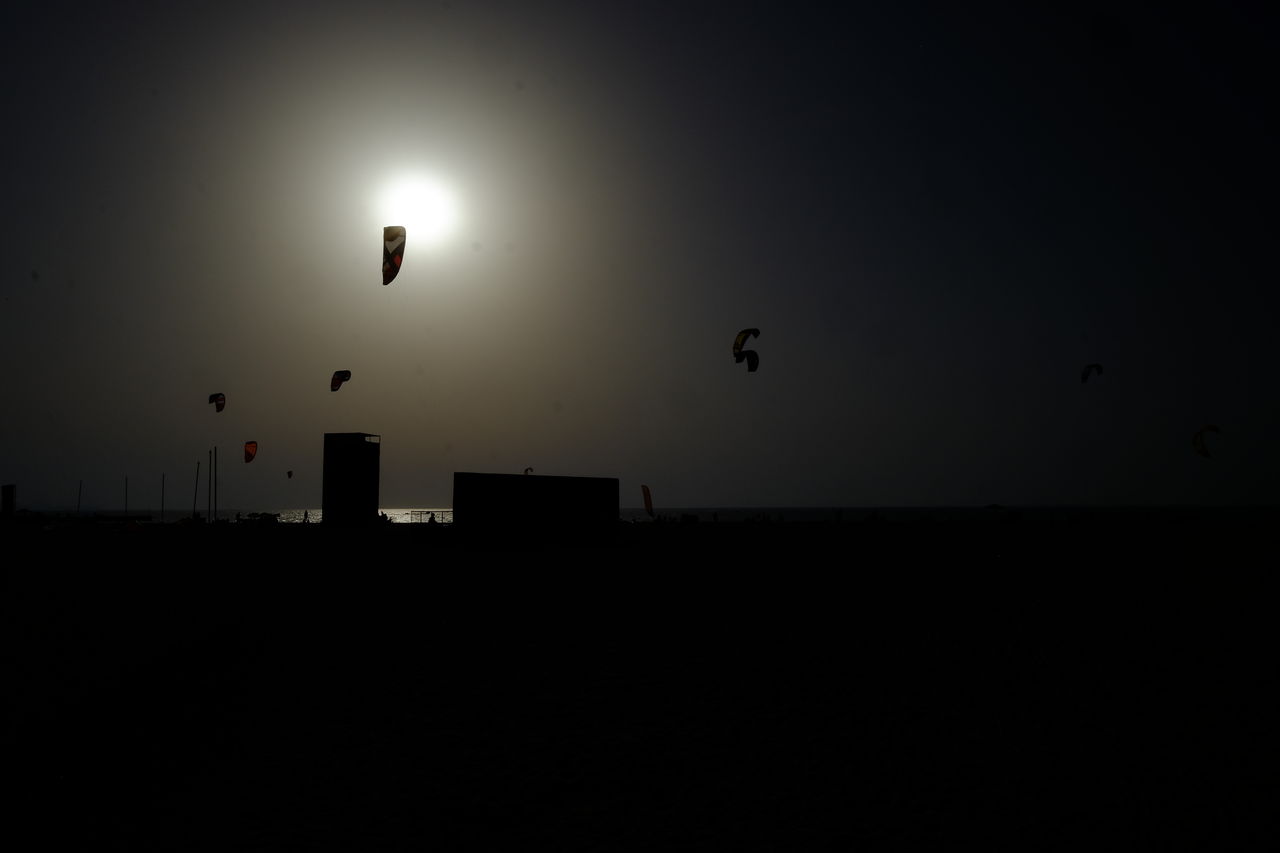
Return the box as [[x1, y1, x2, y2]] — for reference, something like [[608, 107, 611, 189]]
[[64, 506, 987, 525], [51, 504, 1267, 526], [45, 505, 948, 524], [264, 506, 856, 525]]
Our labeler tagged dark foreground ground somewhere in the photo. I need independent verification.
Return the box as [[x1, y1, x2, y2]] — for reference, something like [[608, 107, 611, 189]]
[[6, 509, 1279, 849]]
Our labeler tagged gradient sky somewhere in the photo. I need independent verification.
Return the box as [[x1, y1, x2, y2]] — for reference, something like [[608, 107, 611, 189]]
[[2, 1, 1275, 512]]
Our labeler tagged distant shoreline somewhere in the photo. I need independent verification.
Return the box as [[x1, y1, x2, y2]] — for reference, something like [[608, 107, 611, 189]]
[[6, 504, 1275, 522], [4, 504, 1274, 562]]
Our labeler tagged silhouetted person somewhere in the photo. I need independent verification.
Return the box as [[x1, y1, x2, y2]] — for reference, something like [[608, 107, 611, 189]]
[[427, 512, 437, 525], [303, 510, 309, 523]]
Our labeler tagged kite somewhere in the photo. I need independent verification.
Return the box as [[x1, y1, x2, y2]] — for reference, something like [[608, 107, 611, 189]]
[[286, 470, 293, 479], [244, 441, 258, 464], [733, 328, 760, 373], [1081, 364, 1103, 383], [383, 226, 406, 285], [209, 392, 225, 413], [1192, 425, 1220, 459], [642, 484, 654, 518], [331, 370, 351, 392]]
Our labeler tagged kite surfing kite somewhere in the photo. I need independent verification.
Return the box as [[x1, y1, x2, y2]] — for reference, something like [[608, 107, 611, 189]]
[[286, 470, 293, 479], [641, 484, 654, 518], [331, 370, 351, 392], [1081, 364, 1103, 383], [209, 392, 225, 413], [383, 226, 406, 285], [733, 328, 760, 373], [1192, 425, 1220, 458], [244, 441, 258, 464]]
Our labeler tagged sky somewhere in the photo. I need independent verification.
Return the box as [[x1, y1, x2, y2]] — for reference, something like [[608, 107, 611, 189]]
[[2, 1, 1276, 512]]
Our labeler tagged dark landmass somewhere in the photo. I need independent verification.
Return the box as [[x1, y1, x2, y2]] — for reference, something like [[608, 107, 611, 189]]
[[6, 507, 1278, 848], [5, 503, 1276, 555]]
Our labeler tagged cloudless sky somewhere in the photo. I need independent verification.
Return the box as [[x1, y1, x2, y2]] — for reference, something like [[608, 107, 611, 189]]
[[2, 1, 1276, 511]]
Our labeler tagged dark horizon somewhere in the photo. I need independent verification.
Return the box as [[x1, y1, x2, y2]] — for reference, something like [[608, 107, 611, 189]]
[[11, 513, 1280, 847]]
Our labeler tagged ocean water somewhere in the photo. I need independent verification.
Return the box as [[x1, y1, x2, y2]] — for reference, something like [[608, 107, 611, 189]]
[[37, 505, 1270, 527], [260, 506, 1032, 524], [68, 507, 457, 523], [146, 506, 840, 524], [270, 507, 454, 524], [265, 507, 867, 524]]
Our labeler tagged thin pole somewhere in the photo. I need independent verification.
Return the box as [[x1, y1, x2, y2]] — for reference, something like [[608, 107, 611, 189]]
[[207, 449, 212, 523], [193, 460, 200, 521], [214, 445, 218, 521], [161, 473, 166, 523]]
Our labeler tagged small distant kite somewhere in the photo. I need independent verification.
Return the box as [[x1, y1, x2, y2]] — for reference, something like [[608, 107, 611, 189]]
[[383, 226, 406, 285], [641, 484, 654, 518], [733, 328, 760, 373], [331, 370, 352, 392], [524, 467, 534, 475], [1192, 424, 1221, 458], [1081, 363, 1103, 383], [244, 441, 258, 464], [209, 392, 226, 413], [286, 470, 293, 479]]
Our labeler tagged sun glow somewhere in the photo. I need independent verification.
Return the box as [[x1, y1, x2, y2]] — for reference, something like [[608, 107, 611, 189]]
[[376, 174, 461, 251]]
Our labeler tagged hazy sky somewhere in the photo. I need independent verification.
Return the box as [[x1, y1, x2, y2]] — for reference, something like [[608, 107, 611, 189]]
[[2, 1, 1275, 511]]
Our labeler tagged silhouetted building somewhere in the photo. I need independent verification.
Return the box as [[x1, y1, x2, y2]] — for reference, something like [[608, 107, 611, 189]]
[[453, 472, 618, 529], [322, 433, 381, 525]]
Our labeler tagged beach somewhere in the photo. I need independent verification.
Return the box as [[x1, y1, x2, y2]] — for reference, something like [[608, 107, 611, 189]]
[[7, 507, 1278, 848]]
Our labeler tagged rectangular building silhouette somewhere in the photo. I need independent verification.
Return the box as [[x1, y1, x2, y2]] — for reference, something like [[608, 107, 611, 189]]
[[452, 471, 618, 529], [322, 433, 381, 525]]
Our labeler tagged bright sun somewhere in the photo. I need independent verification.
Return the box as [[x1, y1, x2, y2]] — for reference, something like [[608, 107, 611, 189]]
[[376, 174, 461, 251]]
